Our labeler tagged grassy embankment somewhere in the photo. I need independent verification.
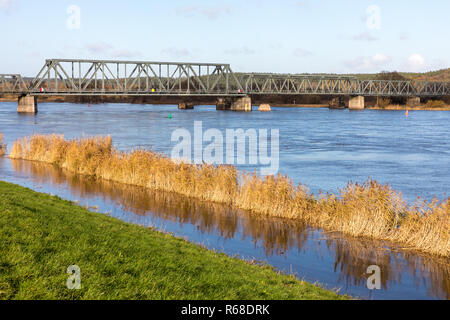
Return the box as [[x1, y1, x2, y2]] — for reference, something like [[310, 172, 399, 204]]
[[0, 180, 344, 300], [8, 134, 450, 257]]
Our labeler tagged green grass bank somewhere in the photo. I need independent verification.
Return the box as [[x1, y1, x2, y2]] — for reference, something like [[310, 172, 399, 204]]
[[0, 181, 345, 300]]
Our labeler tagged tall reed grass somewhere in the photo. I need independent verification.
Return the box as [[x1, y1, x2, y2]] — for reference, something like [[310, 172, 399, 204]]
[[0, 133, 5, 156], [9, 134, 450, 257]]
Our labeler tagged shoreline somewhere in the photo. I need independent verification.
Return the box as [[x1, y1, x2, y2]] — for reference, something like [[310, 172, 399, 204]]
[[367, 104, 450, 111], [1, 96, 449, 110]]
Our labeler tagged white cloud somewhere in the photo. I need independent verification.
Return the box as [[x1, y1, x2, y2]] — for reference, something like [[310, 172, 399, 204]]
[[224, 46, 255, 55], [346, 53, 444, 73], [344, 54, 391, 71], [399, 33, 409, 41], [295, 1, 309, 8], [85, 42, 114, 54], [111, 50, 142, 58], [0, 0, 13, 8], [352, 31, 379, 42], [407, 54, 425, 69], [268, 43, 283, 50], [84, 42, 141, 58], [0, 0, 14, 12], [372, 54, 390, 63], [161, 47, 191, 58], [293, 48, 313, 57], [175, 5, 231, 20]]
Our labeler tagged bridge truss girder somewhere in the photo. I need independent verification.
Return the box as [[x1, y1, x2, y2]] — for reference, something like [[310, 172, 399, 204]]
[[27, 59, 244, 96], [1, 59, 449, 98], [242, 74, 449, 97], [0, 74, 28, 93]]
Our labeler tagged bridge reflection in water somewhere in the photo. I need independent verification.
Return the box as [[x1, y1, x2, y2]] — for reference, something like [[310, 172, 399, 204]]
[[9, 159, 450, 300]]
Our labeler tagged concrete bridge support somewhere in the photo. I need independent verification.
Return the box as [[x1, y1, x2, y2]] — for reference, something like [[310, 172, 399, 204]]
[[216, 98, 229, 110], [258, 104, 271, 112], [178, 102, 194, 110], [231, 96, 252, 111], [216, 96, 252, 111], [406, 97, 421, 107], [17, 95, 38, 113], [348, 96, 365, 110]]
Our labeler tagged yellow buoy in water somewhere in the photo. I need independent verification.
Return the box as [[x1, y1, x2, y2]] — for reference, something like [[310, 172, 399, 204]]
[[405, 109, 409, 117]]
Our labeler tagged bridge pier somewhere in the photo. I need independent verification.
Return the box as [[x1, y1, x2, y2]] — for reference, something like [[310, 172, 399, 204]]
[[328, 97, 346, 109], [258, 104, 271, 112], [231, 96, 252, 111], [406, 97, 421, 107], [216, 98, 229, 110], [178, 102, 194, 110], [348, 96, 365, 110], [17, 95, 38, 113], [216, 96, 252, 111]]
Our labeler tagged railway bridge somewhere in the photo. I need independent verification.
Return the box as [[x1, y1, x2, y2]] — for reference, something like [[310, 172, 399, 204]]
[[1, 59, 449, 113]]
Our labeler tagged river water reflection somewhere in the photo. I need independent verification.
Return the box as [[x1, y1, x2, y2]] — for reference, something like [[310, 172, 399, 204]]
[[1, 158, 448, 300]]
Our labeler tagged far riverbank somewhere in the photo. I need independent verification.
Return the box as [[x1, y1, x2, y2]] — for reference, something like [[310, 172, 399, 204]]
[[1, 95, 449, 110]]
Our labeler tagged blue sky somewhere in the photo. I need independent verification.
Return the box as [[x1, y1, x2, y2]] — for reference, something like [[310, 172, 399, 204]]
[[0, 0, 448, 76]]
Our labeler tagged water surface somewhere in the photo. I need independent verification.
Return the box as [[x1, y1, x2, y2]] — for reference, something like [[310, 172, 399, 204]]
[[0, 102, 449, 300], [0, 158, 448, 300], [1, 102, 449, 201]]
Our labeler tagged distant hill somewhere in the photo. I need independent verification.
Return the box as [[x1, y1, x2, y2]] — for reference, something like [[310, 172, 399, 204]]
[[236, 68, 450, 82], [347, 68, 450, 82], [19, 68, 450, 85], [400, 68, 450, 82]]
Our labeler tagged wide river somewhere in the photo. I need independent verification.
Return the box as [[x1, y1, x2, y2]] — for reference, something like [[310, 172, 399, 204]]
[[0, 102, 449, 299]]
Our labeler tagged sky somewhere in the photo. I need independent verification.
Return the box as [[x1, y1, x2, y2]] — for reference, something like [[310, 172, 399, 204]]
[[0, 0, 449, 76]]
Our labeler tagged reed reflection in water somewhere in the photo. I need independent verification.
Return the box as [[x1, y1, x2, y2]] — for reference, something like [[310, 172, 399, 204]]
[[9, 159, 450, 300]]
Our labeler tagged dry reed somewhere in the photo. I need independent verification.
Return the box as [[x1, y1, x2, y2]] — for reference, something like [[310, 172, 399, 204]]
[[0, 133, 5, 156], [9, 134, 450, 257]]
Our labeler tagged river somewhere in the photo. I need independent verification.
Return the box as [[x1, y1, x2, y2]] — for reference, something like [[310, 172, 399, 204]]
[[0, 102, 449, 299]]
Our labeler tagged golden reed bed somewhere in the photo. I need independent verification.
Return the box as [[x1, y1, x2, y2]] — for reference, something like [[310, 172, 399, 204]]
[[0, 133, 5, 156], [8, 134, 450, 257]]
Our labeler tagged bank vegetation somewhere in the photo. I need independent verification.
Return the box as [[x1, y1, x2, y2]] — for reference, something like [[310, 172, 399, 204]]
[[9, 134, 450, 257], [0, 133, 5, 156]]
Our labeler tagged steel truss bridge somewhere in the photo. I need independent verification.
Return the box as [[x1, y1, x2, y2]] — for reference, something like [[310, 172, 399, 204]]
[[0, 59, 449, 97]]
